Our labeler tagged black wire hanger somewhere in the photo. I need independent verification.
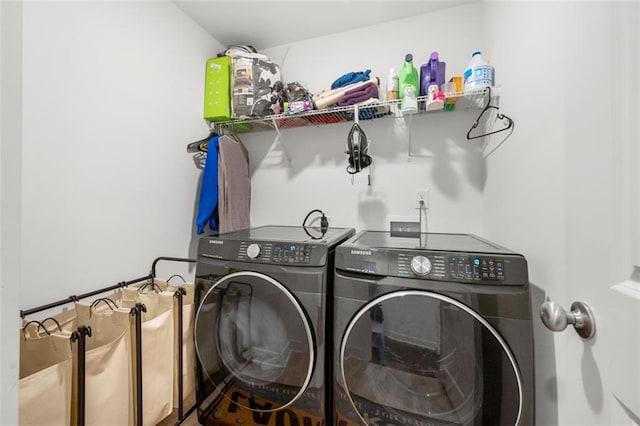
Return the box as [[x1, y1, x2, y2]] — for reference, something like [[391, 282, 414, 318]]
[[466, 86, 514, 140], [186, 130, 218, 153], [89, 297, 119, 316]]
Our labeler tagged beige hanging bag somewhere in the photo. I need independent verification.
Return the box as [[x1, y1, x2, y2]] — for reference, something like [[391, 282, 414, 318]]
[[19, 319, 73, 426], [121, 283, 175, 426], [72, 299, 135, 426], [164, 278, 197, 409]]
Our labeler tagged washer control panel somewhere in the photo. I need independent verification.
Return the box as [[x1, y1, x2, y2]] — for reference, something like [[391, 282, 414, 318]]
[[348, 251, 528, 285], [393, 252, 447, 279], [334, 237, 529, 285], [449, 255, 505, 281], [390, 252, 511, 283], [410, 255, 432, 276]]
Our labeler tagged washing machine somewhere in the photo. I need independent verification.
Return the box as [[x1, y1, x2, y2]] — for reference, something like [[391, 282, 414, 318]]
[[333, 231, 534, 426], [194, 225, 354, 425]]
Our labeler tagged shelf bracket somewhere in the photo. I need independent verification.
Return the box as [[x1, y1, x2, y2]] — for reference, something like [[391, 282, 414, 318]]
[[269, 117, 291, 167], [407, 112, 414, 159]]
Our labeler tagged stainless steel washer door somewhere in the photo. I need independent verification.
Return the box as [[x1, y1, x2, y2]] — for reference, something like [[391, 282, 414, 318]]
[[195, 271, 315, 412], [339, 290, 523, 425]]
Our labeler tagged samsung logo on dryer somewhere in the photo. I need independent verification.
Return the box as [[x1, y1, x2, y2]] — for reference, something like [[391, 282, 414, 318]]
[[350, 249, 372, 256], [208, 240, 224, 245]]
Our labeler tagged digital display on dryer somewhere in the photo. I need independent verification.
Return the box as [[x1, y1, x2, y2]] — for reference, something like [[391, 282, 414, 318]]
[[273, 243, 311, 264]]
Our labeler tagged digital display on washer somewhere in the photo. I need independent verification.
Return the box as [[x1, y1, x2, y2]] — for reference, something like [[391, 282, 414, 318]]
[[448, 255, 505, 281]]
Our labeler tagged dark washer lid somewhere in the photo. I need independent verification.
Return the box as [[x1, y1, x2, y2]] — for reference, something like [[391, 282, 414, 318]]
[[349, 231, 517, 254]]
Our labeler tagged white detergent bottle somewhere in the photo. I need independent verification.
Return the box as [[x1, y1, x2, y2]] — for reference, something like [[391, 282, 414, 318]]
[[463, 51, 494, 92], [386, 67, 399, 101]]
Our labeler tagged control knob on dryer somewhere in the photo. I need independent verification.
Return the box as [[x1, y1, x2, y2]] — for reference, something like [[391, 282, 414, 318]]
[[411, 256, 432, 276], [247, 243, 261, 259]]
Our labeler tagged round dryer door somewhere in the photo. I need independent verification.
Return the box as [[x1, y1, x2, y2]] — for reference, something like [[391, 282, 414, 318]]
[[339, 290, 523, 425], [195, 271, 315, 412]]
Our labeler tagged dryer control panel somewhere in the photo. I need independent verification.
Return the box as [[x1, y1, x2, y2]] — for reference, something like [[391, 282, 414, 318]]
[[199, 238, 328, 266], [239, 241, 314, 264]]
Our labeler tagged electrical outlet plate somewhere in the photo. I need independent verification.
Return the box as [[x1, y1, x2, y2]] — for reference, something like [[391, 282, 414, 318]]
[[416, 189, 429, 208], [390, 221, 421, 237]]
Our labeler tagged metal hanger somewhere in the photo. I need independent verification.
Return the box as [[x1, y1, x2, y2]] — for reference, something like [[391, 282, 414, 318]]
[[22, 317, 63, 337], [89, 297, 119, 316], [138, 278, 161, 294], [188, 131, 218, 169], [186, 131, 217, 153], [167, 274, 187, 284], [466, 86, 514, 140]]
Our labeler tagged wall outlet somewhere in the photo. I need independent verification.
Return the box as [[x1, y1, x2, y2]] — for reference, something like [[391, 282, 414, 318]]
[[416, 189, 429, 208]]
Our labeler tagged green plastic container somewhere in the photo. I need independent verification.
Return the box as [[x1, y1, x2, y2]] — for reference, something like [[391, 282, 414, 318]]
[[203, 56, 232, 122], [398, 53, 419, 100]]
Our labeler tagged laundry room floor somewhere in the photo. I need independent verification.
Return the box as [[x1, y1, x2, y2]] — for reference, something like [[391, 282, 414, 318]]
[[158, 408, 199, 426]]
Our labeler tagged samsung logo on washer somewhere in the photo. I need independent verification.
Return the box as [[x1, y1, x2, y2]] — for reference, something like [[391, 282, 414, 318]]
[[208, 240, 224, 245], [350, 249, 372, 256]]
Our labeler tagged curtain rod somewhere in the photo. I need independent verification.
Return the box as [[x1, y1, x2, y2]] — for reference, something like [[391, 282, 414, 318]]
[[20, 256, 197, 319]]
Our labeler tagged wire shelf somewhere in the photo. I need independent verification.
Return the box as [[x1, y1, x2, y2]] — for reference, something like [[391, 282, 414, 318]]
[[209, 86, 500, 134]]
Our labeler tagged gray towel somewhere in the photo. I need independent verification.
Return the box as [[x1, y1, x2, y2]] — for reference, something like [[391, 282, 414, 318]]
[[218, 135, 251, 233]]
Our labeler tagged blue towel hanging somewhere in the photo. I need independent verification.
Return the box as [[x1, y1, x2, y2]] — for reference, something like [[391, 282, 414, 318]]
[[196, 135, 220, 234]]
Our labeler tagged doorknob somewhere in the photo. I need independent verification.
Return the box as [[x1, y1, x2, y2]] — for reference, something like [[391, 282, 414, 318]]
[[540, 299, 596, 340]]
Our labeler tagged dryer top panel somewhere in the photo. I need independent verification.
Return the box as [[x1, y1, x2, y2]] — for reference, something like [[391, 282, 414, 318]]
[[198, 225, 355, 267], [350, 231, 517, 254], [210, 225, 355, 247]]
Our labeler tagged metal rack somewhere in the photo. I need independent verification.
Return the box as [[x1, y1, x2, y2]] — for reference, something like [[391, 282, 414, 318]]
[[20, 256, 197, 426], [198, 86, 513, 161], [209, 87, 499, 135]]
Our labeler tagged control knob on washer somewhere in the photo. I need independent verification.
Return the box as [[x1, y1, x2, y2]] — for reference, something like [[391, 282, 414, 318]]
[[246, 243, 261, 259], [411, 256, 432, 276]]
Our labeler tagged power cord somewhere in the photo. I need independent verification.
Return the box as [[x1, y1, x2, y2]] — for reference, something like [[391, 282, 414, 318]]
[[418, 199, 428, 248], [302, 209, 329, 240]]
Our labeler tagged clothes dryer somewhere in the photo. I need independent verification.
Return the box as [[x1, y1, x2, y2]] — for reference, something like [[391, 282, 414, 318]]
[[333, 231, 534, 426], [194, 225, 354, 425]]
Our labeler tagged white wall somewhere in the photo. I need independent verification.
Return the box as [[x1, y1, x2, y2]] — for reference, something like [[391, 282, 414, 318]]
[[20, 1, 222, 309], [1, 1, 23, 422], [243, 3, 490, 233], [483, 2, 639, 425], [480, 4, 568, 423]]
